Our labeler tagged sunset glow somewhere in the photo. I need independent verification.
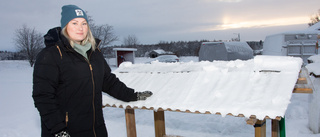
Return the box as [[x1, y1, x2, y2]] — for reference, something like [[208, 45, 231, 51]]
[[208, 16, 310, 31]]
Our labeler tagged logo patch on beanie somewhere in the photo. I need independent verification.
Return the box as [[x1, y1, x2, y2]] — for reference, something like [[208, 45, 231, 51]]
[[75, 9, 84, 16]]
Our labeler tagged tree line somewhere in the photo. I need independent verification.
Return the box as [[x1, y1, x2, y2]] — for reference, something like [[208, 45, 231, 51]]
[[103, 40, 213, 58], [2, 39, 263, 60]]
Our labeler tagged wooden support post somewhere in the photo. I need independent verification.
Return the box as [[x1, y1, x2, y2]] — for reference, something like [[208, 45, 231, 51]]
[[125, 108, 137, 137], [254, 119, 266, 137], [154, 110, 166, 137], [272, 119, 280, 137]]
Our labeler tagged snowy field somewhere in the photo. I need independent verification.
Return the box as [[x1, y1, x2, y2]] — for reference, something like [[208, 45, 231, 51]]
[[0, 57, 319, 137]]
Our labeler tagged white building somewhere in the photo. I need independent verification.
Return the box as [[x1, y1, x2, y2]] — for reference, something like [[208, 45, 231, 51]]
[[263, 22, 320, 65]]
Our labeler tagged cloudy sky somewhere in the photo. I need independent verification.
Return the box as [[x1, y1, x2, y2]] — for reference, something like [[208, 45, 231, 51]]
[[1, 0, 319, 51]]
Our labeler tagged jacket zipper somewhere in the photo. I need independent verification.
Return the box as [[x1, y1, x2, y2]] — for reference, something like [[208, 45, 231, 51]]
[[65, 112, 69, 127], [90, 41, 101, 137], [67, 42, 100, 137], [90, 64, 97, 137], [86, 59, 97, 137], [69, 44, 97, 136]]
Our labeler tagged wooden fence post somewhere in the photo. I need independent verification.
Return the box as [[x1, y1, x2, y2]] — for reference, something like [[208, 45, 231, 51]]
[[154, 110, 166, 137], [272, 119, 279, 137], [125, 108, 137, 137], [254, 119, 266, 137]]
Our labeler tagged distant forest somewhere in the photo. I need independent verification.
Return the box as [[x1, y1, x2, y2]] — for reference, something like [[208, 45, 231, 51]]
[[0, 40, 263, 60], [102, 40, 263, 58]]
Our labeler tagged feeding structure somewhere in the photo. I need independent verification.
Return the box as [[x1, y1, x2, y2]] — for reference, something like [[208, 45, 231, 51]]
[[103, 55, 311, 137]]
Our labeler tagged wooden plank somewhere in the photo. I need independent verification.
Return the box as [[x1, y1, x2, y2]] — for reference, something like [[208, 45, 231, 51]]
[[125, 108, 137, 137], [247, 118, 257, 125], [293, 88, 313, 93], [105, 105, 283, 122], [254, 119, 266, 137], [294, 74, 313, 93], [295, 67, 315, 94], [275, 116, 282, 121], [272, 119, 279, 137], [154, 111, 166, 137], [247, 115, 257, 125], [296, 77, 307, 84]]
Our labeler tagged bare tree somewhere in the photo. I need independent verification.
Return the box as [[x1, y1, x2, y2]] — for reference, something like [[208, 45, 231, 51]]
[[91, 24, 118, 51], [14, 25, 44, 67], [309, 9, 320, 27], [87, 13, 118, 54], [123, 34, 139, 47]]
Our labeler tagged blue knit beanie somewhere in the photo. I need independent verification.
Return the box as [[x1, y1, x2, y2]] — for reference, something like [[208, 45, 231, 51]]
[[60, 5, 88, 28]]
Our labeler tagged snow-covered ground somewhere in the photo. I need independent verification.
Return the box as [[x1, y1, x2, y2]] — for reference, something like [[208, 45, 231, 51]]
[[0, 57, 319, 137]]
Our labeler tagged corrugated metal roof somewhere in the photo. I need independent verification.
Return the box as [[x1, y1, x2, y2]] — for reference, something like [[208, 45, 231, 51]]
[[103, 55, 303, 120]]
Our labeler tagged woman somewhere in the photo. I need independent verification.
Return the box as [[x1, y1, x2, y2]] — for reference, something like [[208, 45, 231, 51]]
[[32, 5, 152, 137]]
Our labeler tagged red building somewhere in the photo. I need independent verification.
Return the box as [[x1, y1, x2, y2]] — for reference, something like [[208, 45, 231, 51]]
[[113, 48, 137, 67]]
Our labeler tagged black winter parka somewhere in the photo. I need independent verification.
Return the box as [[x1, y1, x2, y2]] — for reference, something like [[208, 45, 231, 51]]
[[32, 27, 138, 137]]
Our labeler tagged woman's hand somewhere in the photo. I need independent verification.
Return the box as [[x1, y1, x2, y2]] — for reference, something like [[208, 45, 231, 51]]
[[136, 91, 153, 100]]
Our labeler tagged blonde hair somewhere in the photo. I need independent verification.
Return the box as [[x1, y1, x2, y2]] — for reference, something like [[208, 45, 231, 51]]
[[61, 25, 96, 51]]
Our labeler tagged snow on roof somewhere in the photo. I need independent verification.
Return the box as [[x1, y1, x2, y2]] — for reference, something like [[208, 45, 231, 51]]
[[153, 49, 166, 54], [103, 55, 303, 120], [307, 54, 320, 63], [306, 22, 320, 32], [266, 30, 319, 38], [113, 48, 137, 51], [151, 49, 174, 55], [306, 55, 320, 76], [266, 22, 320, 37], [306, 63, 320, 76]]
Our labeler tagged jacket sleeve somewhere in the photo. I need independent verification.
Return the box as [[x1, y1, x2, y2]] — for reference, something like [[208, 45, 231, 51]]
[[101, 60, 138, 102], [32, 48, 66, 134]]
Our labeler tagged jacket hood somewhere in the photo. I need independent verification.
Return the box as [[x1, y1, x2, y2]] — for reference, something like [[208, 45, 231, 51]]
[[44, 27, 62, 47]]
